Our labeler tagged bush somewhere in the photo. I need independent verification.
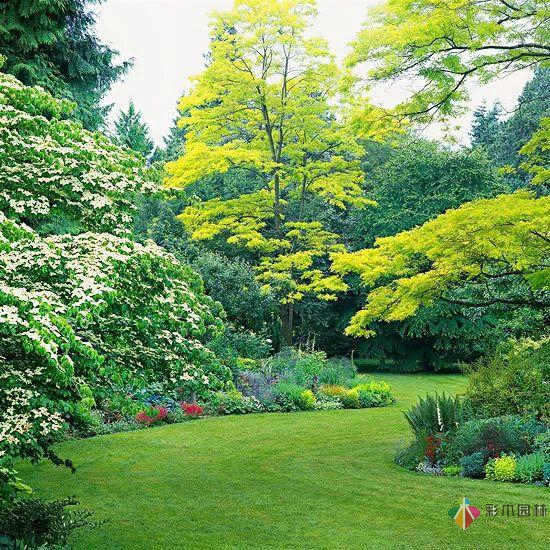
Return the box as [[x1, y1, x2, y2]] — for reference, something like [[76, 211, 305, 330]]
[[516, 453, 546, 483], [352, 381, 395, 407], [465, 338, 550, 421], [533, 430, 550, 456], [208, 390, 263, 415], [443, 465, 462, 477], [460, 451, 486, 478], [180, 403, 204, 417], [403, 393, 462, 438], [543, 463, 550, 486], [318, 384, 347, 398], [447, 416, 545, 462], [485, 454, 516, 482], [273, 382, 316, 411], [0, 497, 100, 548], [135, 406, 168, 426], [340, 389, 361, 409], [268, 349, 356, 389]]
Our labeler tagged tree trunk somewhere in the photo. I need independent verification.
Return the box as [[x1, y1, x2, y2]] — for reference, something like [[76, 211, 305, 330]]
[[280, 303, 294, 348]]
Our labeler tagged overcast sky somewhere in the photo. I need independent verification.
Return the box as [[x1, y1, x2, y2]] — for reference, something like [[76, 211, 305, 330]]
[[95, 0, 530, 146]]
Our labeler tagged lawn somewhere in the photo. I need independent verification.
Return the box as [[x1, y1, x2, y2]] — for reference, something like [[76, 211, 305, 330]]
[[19, 374, 549, 549]]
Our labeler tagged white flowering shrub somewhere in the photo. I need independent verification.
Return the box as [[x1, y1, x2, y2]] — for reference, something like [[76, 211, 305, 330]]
[[0, 71, 155, 234], [0, 72, 229, 498]]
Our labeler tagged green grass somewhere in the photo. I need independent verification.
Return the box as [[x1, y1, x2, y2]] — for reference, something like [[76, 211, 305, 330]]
[[18, 374, 549, 549]]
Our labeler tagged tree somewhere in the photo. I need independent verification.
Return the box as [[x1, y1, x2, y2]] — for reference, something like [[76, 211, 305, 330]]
[[113, 102, 155, 159], [165, 0, 375, 345], [0, 0, 129, 129], [332, 192, 550, 338], [348, 0, 550, 120], [0, 69, 229, 498], [471, 68, 550, 187]]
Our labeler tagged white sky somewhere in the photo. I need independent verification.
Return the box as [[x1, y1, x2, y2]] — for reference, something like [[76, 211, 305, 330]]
[[95, 0, 530, 146]]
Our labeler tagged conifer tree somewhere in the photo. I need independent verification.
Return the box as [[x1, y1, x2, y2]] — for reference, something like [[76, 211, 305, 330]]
[[113, 102, 154, 159]]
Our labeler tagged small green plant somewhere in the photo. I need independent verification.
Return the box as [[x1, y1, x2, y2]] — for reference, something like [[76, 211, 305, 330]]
[[404, 393, 461, 438], [394, 437, 428, 471], [340, 389, 360, 409], [273, 382, 314, 411], [515, 453, 546, 483], [533, 430, 550, 456], [443, 465, 462, 477], [353, 381, 395, 407], [485, 454, 516, 482], [313, 401, 343, 411], [0, 497, 101, 548], [459, 451, 486, 478], [300, 389, 316, 410]]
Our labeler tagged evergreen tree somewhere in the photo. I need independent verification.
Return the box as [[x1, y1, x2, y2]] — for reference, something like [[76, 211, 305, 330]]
[[113, 102, 154, 159], [0, 0, 129, 129]]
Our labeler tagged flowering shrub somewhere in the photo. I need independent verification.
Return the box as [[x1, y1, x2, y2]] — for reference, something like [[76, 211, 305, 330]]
[[181, 403, 204, 417], [0, 72, 154, 234], [0, 71, 229, 498], [135, 407, 168, 426]]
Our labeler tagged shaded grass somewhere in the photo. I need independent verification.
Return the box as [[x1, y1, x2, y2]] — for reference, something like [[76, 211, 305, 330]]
[[18, 374, 549, 549]]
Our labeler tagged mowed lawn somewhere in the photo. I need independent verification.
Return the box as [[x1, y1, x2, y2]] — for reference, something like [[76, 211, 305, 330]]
[[19, 374, 549, 549]]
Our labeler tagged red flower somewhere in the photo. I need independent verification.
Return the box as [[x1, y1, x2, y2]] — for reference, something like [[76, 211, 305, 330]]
[[135, 406, 168, 425], [180, 402, 203, 417]]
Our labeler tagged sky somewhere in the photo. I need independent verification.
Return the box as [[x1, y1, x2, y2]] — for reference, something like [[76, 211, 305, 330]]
[[95, 0, 530, 146]]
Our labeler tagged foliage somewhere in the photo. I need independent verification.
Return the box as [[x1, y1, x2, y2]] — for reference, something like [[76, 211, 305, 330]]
[[394, 437, 428, 471], [442, 465, 461, 477], [485, 454, 517, 482], [465, 338, 550, 421], [0, 496, 99, 548], [333, 192, 550, 338], [534, 430, 550, 457], [165, 0, 380, 343], [0, 71, 154, 234], [353, 381, 395, 408], [0, 1, 129, 130], [448, 416, 545, 463], [0, 72, 229, 495], [273, 382, 315, 412], [403, 393, 461, 438], [113, 102, 154, 159], [347, 0, 550, 120], [459, 452, 486, 479], [515, 453, 546, 484], [313, 401, 343, 411], [339, 389, 360, 409], [208, 390, 263, 415]]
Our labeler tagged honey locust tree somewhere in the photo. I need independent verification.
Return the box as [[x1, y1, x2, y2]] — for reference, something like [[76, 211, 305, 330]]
[[166, 0, 374, 345]]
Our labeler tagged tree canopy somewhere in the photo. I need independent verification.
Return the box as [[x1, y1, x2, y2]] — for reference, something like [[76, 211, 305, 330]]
[[165, 0, 377, 343], [348, 0, 550, 120]]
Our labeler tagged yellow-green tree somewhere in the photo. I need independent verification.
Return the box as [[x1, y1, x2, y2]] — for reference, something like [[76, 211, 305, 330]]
[[348, 0, 550, 120], [332, 192, 550, 338], [166, 0, 375, 344]]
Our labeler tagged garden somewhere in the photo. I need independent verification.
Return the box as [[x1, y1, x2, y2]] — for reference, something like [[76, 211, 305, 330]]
[[0, 0, 549, 548]]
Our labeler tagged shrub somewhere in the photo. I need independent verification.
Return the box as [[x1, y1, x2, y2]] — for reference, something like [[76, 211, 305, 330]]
[[485, 454, 516, 482], [443, 465, 462, 477], [236, 369, 278, 403], [209, 390, 263, 415], [533, 430, 550, 456], [460, 451, 486, 478], [403, 393, 461, 438], [340, 389, 361, 409], [416, 461, 443, 475], [93, 418, 141, 435], [318, 357, 357, 385], [516, 453, 546, 483], [273, 382, 316, 411], [447, 416, 545, 462], [352, 381, 395, 407], [465, 338, 550, 421], [0, 497, 100, 548], [543, 463, 550, 486]]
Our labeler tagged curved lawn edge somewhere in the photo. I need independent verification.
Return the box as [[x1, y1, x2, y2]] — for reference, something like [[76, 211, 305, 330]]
[[18, 374, 549, 549]]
